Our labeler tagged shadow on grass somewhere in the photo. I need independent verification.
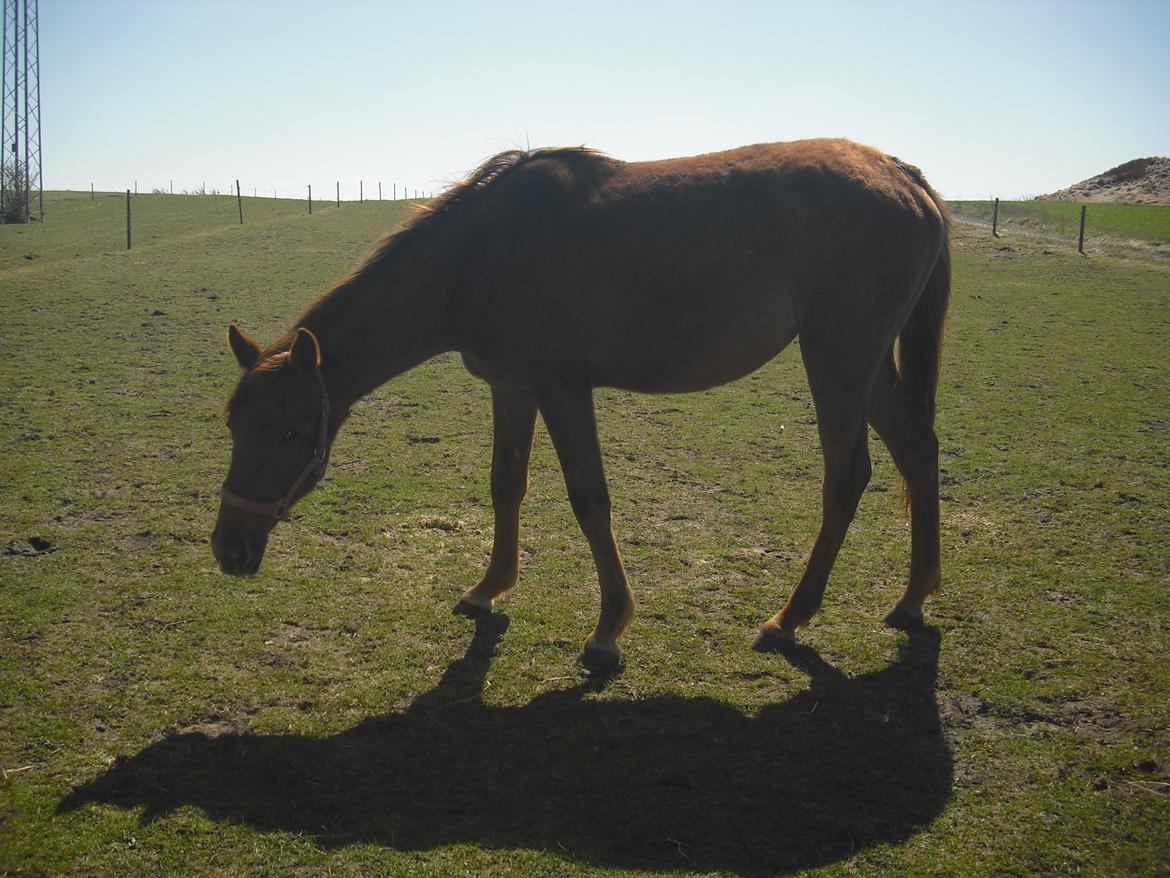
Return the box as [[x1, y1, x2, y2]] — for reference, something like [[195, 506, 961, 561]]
[[60, 616, 951, 875]]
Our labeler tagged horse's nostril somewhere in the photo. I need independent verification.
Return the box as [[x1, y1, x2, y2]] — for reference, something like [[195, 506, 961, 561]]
[[227, 541, 251, 573]]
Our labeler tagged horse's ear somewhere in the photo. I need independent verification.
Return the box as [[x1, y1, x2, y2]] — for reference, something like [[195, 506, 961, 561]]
[[289, 327, 321, 377], [228, 323, 262, 371]]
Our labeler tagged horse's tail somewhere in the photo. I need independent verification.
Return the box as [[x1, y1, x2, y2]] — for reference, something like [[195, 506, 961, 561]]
[[895, 177, 951, 428]]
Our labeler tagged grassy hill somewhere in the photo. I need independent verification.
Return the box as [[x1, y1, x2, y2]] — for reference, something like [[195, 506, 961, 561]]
[[2, 197, 1168, 876]]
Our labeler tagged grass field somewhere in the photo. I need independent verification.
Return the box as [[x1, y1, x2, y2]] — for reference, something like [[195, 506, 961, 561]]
[[2, 193, 1168, 876], [0, 191, 425, 273], [949, 199, 1170, 254]]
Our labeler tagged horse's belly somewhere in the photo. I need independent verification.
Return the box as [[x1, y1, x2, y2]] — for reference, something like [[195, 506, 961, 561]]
[[587, 293, 800, 393], [460, 259, 803, 394]]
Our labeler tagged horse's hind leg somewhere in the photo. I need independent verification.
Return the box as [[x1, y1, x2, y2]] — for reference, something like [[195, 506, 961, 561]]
[[537, 383, 634, 673], [754, 337, 877, 650], [867, 354, 941, 625], [454, 386, 537, 616]]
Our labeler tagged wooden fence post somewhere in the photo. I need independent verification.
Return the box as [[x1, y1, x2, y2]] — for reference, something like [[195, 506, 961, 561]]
[[992, 197, 999, 238], [1078, 205, 1087, 254], [236, 180, 244, 224], [336, 181, 340, 208], [379, 181, 382, 200], [360, 180, 363, 202], [308, 184, 312, 215], [126, 190, 131, 250]]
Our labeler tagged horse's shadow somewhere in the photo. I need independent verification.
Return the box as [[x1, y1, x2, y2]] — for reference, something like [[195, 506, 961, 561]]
[[60, 617, 951, 876]]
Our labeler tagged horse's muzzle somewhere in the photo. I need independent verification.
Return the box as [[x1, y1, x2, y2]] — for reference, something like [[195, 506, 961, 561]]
[[211, 521, 269, 576]]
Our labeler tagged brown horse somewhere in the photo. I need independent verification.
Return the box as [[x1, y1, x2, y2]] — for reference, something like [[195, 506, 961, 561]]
[[211, 139, 950, 672]]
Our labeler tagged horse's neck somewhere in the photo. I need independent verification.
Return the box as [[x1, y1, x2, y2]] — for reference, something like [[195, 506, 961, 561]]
[[303, 250, 451, 413]]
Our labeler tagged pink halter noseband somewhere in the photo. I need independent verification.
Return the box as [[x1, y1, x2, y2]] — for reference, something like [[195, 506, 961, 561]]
[[219, 368, 331, 522]]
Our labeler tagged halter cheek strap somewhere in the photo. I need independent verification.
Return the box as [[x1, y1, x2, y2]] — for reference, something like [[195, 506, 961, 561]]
[[220, 368, 331, 522]]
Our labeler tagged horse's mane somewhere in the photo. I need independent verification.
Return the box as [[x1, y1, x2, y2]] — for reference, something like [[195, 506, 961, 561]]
[[418, 150, 540, 228], [395, 145, 606, 241], [328, 147, 601, 290]]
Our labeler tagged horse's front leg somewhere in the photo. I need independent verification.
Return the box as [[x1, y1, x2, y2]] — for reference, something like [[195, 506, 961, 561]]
[[537, 383, 634, 674], [454, 386, 537, 615]]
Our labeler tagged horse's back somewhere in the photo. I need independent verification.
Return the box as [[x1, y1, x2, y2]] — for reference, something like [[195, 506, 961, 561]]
[[451, 140, 946, 392]]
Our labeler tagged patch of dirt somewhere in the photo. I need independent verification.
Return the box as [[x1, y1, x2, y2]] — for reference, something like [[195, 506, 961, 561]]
[[261, 622, 337, 670], [939, 689, 1145, 747], [3, 535, 56, 556], [52, 507, 120, 529], [1086, 758, 1170, 795], [944, 508, 1002, 542], [265, 621, 336, 649], [417, 516, 463, 533], [1040, 696, 1132, 745], [117, 530, 156, 553], [169, 719, 238, 738], [1037, 156, 1170, 204], [938, 691, 1001, 733]]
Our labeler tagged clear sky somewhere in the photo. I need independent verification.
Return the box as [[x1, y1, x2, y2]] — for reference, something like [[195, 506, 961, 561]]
[[40, 0, 1170, 200]]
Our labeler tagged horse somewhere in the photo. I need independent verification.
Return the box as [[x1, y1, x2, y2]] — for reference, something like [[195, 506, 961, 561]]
[[211, 139, 951, 673]]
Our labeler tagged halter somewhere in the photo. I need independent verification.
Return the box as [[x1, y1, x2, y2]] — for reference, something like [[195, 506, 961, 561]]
[[219, 368, 331, 522]]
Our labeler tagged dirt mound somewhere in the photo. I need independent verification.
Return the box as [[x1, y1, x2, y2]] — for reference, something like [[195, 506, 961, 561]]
[[1037, 157, 1170, 204]]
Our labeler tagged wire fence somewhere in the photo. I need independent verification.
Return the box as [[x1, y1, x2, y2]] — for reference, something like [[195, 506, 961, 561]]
[[136, 180, 433, 202], [0, 184, 434, 271], [949, 198, 1170, 256]]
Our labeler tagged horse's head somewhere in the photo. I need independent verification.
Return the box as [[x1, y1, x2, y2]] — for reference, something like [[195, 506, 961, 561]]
[[211, 324, 331, 576]]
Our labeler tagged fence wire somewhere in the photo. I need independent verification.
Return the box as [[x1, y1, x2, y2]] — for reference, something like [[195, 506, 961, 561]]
[[0, 188, 431, 271]]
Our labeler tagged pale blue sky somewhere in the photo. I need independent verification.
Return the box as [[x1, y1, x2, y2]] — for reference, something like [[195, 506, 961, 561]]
[[43, 0, 1169, 200]]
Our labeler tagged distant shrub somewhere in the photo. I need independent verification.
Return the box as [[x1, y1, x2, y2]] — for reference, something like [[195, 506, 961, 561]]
[[1, 158, 31, 223]]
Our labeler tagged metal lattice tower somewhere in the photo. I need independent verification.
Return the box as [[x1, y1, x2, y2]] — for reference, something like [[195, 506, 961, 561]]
[[1, 0, 42, 223]]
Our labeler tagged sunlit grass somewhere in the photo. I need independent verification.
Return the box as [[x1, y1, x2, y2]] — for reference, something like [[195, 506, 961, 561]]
[[1, 202, 1168, 875]]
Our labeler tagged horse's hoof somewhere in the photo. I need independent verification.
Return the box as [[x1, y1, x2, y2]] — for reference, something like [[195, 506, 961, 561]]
[[579, 641, 623, 676], [452, 593, 493, 617], [883, 605, 925, 630], [752, 623, 797, 653]]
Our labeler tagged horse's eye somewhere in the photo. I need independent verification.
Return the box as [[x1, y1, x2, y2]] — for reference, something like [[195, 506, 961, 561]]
[[281, 430, 298, 442]]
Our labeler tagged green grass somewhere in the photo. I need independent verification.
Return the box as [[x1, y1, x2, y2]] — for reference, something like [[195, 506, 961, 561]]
[[2, 196, 1168, 876], [950, 199, 1170, 251]]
